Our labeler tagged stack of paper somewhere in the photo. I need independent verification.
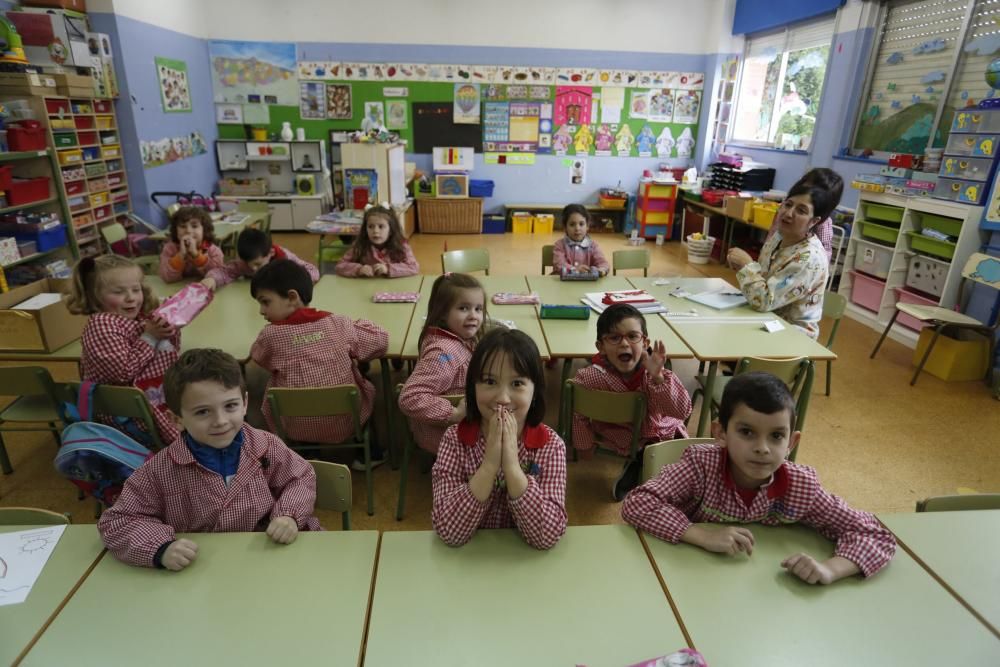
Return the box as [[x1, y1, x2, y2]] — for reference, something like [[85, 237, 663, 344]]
[[581, 290, 666, 314], [685, 288, 747, 310]]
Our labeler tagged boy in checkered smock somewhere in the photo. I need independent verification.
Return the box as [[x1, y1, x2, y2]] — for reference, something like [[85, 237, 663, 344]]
[[248, 259, 388, 461], [432, 329, 567, 550], [622, 372, 896, 585], [571, 304, 692, 501], [99, 348, 321, 571], [201, 228, 319, 290]]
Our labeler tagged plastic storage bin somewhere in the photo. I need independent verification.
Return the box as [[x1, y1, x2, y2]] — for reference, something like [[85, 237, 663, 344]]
[[906, 231, 955, 259], [53, 133, 78, 148], [752, 202, 779, 229], [860, 220, 900, 244], [862, 203, 904, 224], [916, 212, 963, 237], [511, 212, 533, 234], [849, 270, 886, 312], [950, 109, 1000, 133], [938, 156, 994, 181], [853, 239, 894, 279], [58, 149, 83, 166], [893, 287, 936, 331], [482, 214, 505, 234], [905, 254, 949, 296], [469, 180, 494, 197], [933, 177, 986, 204], [15, 224, 67, 252], [533, 213, 554, 234], [0, 166, 10, 191], [912, 328, 989, 381], [8, 123, 47, 151], [6, 177, 50, 205], [944, 133, 999, 157]]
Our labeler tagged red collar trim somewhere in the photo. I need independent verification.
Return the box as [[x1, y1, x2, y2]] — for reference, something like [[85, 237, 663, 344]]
[[721, 449, 789, 499], [591, 353, 645, 391], [426, 326, 465, 342], [457, 420, 549, 449], [271, 244, 287, 260], [271, 307, 330, 326]]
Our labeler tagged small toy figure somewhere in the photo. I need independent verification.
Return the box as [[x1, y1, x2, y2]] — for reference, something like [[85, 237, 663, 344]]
[[676, 127, 694, 158], [574, 124, 594, 154], [553, 124, 573, 153], [595, 124, 614, 152], [636, 125, 656, 154], [656, 127, 675, 157], [615, 125, 634, 154]]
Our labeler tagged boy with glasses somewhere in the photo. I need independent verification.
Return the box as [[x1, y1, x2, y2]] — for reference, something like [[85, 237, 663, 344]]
[[570, 304, 692, 500]]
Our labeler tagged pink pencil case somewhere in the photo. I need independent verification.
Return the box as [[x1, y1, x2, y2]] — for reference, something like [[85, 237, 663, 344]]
[[154, 283, 213, 327], [578, 649, 708, 667], [492, 292, 540, 305], [373, 291, 420, 303]]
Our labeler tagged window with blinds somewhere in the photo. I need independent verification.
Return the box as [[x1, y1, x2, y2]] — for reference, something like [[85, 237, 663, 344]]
[[853, 0, 974, 154], [730, 15, 836, 149]]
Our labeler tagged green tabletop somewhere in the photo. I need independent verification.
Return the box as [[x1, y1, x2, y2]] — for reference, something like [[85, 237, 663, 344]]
[[627, 276, 774, 321], [21, 531, 378, 666], [667, 319, 836, 362], [400, 275, 549, 359], [879, 510, 1000, 635], [0, 525, 104, 666], [642, 524, 1000, 665], [311, 274, 423, 357], [365, 526, 688, 667], [525, 274, 691, 359]]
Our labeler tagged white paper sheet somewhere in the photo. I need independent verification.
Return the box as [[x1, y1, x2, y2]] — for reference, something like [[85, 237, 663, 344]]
[[685, 290, 748, 310], [12, 293, 63, 310], [0, 525, 66, 606]]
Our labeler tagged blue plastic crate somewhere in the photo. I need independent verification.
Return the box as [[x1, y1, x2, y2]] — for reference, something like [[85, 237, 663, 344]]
[[470, 179, 495, 197], [16, 224, 67, 252], [482, 214, 505, 234]]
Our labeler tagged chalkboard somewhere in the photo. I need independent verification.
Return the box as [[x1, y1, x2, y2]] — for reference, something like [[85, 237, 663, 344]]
[[412, 102, 482, 153]]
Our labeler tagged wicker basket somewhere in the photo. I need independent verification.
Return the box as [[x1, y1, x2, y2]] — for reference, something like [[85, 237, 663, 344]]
[[417, 198, 483, 234], [218, 178, 268, 196]]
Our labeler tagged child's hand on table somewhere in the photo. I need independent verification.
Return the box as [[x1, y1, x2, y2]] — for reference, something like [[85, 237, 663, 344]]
[[200, 277, 217, 291], [683, 524, 755, 556], [266, 516, 299, 545], [373, 263, 389, 277], [641, 340, 668, 383], [781, 553, 859, 585], [358, 265, 375, 278], [162, 538, 199, 571]]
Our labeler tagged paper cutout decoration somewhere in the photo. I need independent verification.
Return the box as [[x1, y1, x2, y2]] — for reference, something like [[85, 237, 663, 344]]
[[656, 128, 675, 157], [965, 33, 1000, 56], [913, 39, 946, 54], [552, 124, 573, 154], [673, 90, 701, 124], [636, 125, 656, 156], [886, 52, 904, 65], [326, 84, 351, 119], [454, 83, 481, 124], [298, 61, 341, 79], [386, 100, 407, 129], [921, 71, 946, 84], [554, 86, 593, 126], [647, 89, 674, 122], [140, 132, 208, 168], [676, 127, 695, 158], [630, 90, 649, 119], [573, 124, 593, 154], [299, 82, 326, 119], [615, 125, 634, 155], [594, 124, 614, 154]]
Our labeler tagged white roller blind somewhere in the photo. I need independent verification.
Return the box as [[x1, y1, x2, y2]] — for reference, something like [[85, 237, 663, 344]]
[[787, 14, 837, 50], [746, 28, 788, 59], [948, 0, 1000, 114]]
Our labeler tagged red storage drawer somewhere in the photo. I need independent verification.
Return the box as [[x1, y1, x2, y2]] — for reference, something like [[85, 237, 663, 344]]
[[8, 123, 47, 151], [93, 204, 112, 221], [74, 116, 94, 130], [6, 177, 50, 205], [0, 165, 11, 191], [45, 98, 70, 115], [93, 100, 112, 113], [65, 180, 86, 196]]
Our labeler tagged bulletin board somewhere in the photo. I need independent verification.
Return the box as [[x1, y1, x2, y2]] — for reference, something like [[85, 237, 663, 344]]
[[412, 102, 483, 153]]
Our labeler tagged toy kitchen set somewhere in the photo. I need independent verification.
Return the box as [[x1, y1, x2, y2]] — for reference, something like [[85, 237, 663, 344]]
[[215, 133, 332, 231]]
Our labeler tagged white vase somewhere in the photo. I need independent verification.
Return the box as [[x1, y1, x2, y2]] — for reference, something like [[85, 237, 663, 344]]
[[280, 122, 293, 141], [295, 127, 306, 141]]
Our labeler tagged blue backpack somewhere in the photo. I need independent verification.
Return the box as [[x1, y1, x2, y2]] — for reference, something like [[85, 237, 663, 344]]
[[54, 382, 154, 507]]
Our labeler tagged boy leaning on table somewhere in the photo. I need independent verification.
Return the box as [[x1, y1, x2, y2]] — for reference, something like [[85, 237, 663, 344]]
[[98, 348, 321, 571], [622, 372, 896, 585]]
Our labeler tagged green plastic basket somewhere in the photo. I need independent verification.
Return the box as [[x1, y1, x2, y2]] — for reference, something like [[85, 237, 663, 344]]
[[863, 203, 904, 224], [906, 232, 956, 259], [860, 221, 900, 244], [917, 213, 962, 237]]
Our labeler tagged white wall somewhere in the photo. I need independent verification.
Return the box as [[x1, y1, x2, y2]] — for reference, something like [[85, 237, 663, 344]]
[[91, 0, 209, 38], [181, 0, 724, 53]]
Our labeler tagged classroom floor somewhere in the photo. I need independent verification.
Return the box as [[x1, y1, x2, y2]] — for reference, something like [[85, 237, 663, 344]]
[[1, 229, 998, 532]]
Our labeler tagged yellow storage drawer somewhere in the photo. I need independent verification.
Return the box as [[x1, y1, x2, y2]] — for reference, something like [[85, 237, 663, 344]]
[[58, 149, 83, 165], [511, 212, 533, 234], [639, 211, 673, 224], [89, 192, 109, 207], [646, 184, 677, 197], [101, 144, 121, 159], [533, 213, 554, 234]]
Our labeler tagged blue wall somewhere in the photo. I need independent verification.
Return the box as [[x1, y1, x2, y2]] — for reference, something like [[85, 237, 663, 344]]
[[89, 13, 219, 227]]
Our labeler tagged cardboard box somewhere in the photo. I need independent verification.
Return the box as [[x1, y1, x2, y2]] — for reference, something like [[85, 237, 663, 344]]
[[912, 329, 990, 382], [0, 278, 85, 352], [724, 195, 755, 221], [0, 71, 58, 96], [52, 71, 93, 97], [6, 8, 91, 68]]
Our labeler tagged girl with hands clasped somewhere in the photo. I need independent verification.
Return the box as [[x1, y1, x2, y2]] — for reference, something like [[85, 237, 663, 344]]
[[158, 206, 225, 283], [335, 203, 419, 278], [431, 328, 567, 550]]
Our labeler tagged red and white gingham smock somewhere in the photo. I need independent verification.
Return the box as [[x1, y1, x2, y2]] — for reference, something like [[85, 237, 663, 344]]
[[206, 244, 320, 288], [399, 327, 474, 454], [98, 424, 322, 567], [432, 421, 567, 550], [80, 311, 181, 445], [551, 236, 610, 274], [335, 241, 420, 277], [621, 444, 896, 577], [158, 241, 225, 283], [250, 308, 388, 444], [571, 361, 691, 456]]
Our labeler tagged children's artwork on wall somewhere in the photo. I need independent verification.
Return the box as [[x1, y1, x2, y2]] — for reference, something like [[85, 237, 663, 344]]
[[636, 125, 656, 156], [673, 90, 701, 124], [215, 103, 243, 124], [594, 123, 614, 155], [676, 127, 695, 158], [569, 158, 586, 185], [507, 85, 528, 99], [386, 99, 408, 129], [298, 61, 341, 80], [555, 86, 593, 126], [209, 40, 297, 105], [573, 124, 593, 154], [155, 57, 191, 113], [647, 89, 674, 123], [140, 131, 208, 168], [529, 86, 550, 100], [454, 83, 481, 124], [552, 124, 573, 155], [615, 125, 634, 156], [326, 84, 352, 119], [630, 90, 649, 119], [600, 86, 625, 124], [656, 127, 675, 157], [299, 82, 326, 119], [363, 101, 385, 130]]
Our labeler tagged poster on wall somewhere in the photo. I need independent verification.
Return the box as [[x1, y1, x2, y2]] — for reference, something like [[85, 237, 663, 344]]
[[243, 103, 270, 125], [326, 84, 352, 119], [386, 99, 407, 129], [629, 90, 649, 119], [454, 83, 481, 124], [483, 101, 510, 147], [673, 89, 701, 124], [647, 89, 674, 123], [154, 57, 191, 113], [215, 103, 243, 124], [554, 86, 592, 126], [362, 101, 385, 130], [140, 131, 208, 168], [209, 40, 297, 105], [299, 82, 326, 119]]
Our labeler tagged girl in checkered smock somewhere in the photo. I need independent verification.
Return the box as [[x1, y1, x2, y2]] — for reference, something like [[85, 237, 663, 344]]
[[399, 273, 486, 454], [432, 328, 567, 550], [158, 206, 225, 283], [68, 254, 181, 445], [335, 204, 419, 278]]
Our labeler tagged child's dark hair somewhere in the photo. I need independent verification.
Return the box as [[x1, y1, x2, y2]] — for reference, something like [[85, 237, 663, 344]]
[[718, 372, 797, 431], [350, 205, 407, 262], [419, 273, 487, 350], [237, 228, 272, 261], [250, 258, 314, 304], [168, 206, 216, 245], [464, 328, 546, 427], [164, 348, 246, 414], [596, 303, 648, 340], [562, 203, 592, 229], [787, 168, 843, 223]]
